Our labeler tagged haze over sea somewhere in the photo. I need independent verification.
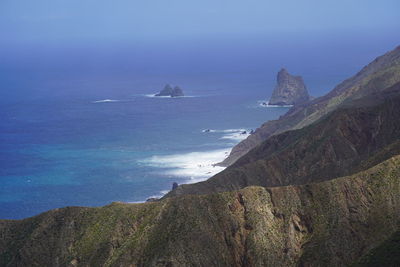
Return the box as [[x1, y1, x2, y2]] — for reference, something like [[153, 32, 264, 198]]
[[0, 36, 398, 219]]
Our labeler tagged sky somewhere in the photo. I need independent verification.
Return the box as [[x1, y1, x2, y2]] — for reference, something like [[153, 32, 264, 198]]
[[0, 0, 399, 97], [1, 0, 399, 46]]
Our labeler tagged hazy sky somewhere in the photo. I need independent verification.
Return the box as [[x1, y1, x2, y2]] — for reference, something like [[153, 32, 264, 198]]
[[1, 0, 399, 45]]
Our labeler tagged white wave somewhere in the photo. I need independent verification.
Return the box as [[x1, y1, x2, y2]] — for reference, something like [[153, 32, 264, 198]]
[[258, 100, 293, 108], [143, 94, 196, 98], [220, 132, 250, 141], [92, 99, 121, 103], [144, 94, 168, 98], [202, 128, 246, 133], [139, 148, 230, 183], [126, 189, 170, 204], [146, 190, 170, 200]]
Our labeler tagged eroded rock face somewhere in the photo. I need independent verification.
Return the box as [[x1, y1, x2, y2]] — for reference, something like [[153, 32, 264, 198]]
[[269, 68, 310, 105]]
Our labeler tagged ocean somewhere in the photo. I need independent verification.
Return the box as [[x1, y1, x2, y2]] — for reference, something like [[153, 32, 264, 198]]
[[0, 41, 388, 219]]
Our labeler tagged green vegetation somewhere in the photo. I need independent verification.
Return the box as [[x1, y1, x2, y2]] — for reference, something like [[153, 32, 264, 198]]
[[1, 155, 400, 266]]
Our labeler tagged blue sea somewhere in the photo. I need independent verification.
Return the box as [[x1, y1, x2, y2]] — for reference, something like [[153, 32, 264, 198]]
[[0, 41, 392, 219]]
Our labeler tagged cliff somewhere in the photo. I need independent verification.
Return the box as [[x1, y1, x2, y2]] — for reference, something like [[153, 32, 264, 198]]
[[221, 45, 400, 166], [268, 68, 310, 106]]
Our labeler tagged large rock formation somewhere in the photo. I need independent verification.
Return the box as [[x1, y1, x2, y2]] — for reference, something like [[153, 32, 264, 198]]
[[155, 84, 184, 97], [268, 68, 310, 105]]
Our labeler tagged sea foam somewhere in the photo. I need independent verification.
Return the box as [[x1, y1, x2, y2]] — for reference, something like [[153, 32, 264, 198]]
[[140, 148, 230, 184], [258, 100, 293, 108], [92, 99, 121, 103], [143, 94, 196, 98]]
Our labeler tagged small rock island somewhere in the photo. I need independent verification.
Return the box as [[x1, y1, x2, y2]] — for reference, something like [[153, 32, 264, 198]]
[[268, 68, 310, 106], [155, 84, 184, 97]]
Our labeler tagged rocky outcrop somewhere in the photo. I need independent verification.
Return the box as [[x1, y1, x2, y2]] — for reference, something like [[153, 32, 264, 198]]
[[220, 45, 400, 166], [155, 84, 184, 97], [172, 182, 178, 190], [269, 68, 310, 106]]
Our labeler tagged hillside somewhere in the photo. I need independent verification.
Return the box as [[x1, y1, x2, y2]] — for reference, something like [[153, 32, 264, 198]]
[[167, 82, 400, 197], [221, 45, 400, 166], [1, 155, 400, 266]]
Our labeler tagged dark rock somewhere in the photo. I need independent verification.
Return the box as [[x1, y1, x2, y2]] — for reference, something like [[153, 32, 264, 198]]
[[203, 129, 211, 133], [146, 198, 159, 202], [241, 131, 247, 134], [155, 84, 184, 97], [269, 68, 310, 106], [171, 86, 184, 97], [155, 84, 173, 96], [172, 182, 178, 190]]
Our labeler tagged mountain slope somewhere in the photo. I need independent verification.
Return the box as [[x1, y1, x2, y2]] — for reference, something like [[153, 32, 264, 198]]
[[1, 155, 400, 267], [167, 82, 400, 197], [222, 45, 400, 166]]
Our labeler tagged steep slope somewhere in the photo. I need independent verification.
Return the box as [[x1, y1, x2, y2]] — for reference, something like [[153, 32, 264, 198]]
[[167, 82, 400, 197], [1, 155, 400, 266], [222, 45, 400, 166]]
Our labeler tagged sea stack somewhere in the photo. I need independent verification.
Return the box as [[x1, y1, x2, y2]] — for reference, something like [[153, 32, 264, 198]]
[[155, 84, 184, 97], [268, 68, 310, 105]]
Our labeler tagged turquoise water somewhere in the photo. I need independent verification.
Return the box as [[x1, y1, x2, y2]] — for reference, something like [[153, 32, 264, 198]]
[[0, 74, 297, 219]]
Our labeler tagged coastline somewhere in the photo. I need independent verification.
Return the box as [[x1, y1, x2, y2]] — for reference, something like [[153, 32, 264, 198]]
[[138, 128, 252, 201]]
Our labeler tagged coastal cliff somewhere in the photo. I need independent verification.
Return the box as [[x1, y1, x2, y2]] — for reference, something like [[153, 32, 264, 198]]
[[268, 68, 310, 106], [166, 81, 400, 196], [221, 45, 400, 166]]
